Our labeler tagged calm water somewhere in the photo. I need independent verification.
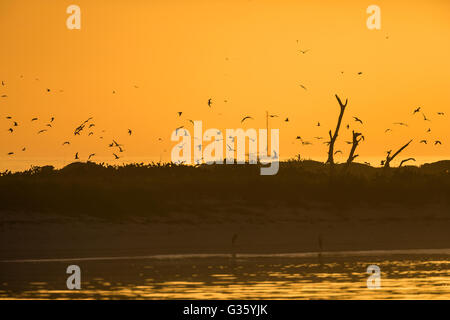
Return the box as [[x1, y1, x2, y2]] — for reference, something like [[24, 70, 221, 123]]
[[1, 251, 449, 299]]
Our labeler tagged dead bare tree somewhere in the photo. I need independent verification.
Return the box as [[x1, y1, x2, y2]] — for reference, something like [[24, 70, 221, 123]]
[[346, 130, 364, 166], [399, 157, 416, 167], [382, 140, 413, 168], [326, 94, 348, 165]]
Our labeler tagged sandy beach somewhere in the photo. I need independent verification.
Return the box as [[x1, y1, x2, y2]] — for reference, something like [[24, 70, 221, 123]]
[[2, 203, 449, 261]]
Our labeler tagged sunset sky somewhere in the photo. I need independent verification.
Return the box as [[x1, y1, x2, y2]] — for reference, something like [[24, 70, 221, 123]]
[[0, 0, 449, 170]]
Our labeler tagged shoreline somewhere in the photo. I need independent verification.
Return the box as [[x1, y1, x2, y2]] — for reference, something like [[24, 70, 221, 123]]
[[2, 207, 450, 261]]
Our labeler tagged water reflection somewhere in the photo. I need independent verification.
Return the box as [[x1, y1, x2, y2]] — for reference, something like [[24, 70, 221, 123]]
[[0, 254, 449, 299]]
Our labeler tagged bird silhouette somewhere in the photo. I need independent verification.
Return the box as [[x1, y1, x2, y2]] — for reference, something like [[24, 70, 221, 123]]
[[385, 128, 392, 133], [88, 153, 96, 160], [175, 126, 184, 135], [31, 118, 38, 121], [13, 121, 18, 127], [22, 147, 26, 152], [177, 112, 182, 117], [37, 129, 47, 134], [7, 152, 14, 156], [75, 152, 79, 160], [113, 153, 120, 159], [62, 141, 70, 145], [317, 122, 320, 126], [299, 84, 307, 90], [437, 112, 444, 116], [422, 113, 431, 121], [413, 107, 421, 114], [226, 144, 235, 152], [353, 116, 363, 124], [128, 129, 132, 135], [334, 150, 342, 155], [357, 72, 363, 75], [241, 116, 254, 123], [50, 117, 55, 122], [299, 49, 310, 54], [420, 140, 427, 144], [394, 122, 408, 127], [426, 128, 431, 133], [207, 98, 212, 107], [8, 128, 13, 133], [269, 114, 278, 118], [435, 140, 442, 145], [284, 118, 289, 122]]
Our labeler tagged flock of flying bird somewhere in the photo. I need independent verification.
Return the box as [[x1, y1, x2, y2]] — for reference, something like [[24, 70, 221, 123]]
[[1, 79, 135, 160], [0, 41, 447, 165]]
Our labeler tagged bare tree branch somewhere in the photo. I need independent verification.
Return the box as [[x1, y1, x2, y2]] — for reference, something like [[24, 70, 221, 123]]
[[346, 131, 363, 166], [399, 157, 416, 167], [383, 140, 413, 168], [326, 94, 348, 165]]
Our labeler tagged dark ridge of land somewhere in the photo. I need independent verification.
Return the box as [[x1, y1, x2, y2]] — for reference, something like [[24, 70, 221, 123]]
[[0, 159, 449, 219], [1, 160, 450, 259]]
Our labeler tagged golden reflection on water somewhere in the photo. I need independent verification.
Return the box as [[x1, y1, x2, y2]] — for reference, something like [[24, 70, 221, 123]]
[[1, 256, 449, 299]]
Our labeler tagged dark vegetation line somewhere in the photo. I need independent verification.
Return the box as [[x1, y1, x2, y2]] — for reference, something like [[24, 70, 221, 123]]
[[0, 159, 449, 217]]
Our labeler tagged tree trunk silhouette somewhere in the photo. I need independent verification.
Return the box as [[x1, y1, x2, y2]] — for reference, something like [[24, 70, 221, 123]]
[[326, 94, 348, 165], [346, 131, 363, 166], [383, 140, 413, 168]]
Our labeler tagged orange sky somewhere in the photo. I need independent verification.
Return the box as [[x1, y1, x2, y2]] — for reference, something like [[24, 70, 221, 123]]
[[0, 0, 449, 170]]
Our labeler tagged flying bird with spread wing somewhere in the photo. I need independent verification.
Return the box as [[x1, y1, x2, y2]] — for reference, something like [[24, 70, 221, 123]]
[[241, 116, 254, 123], [353, 117, 363, 124]]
